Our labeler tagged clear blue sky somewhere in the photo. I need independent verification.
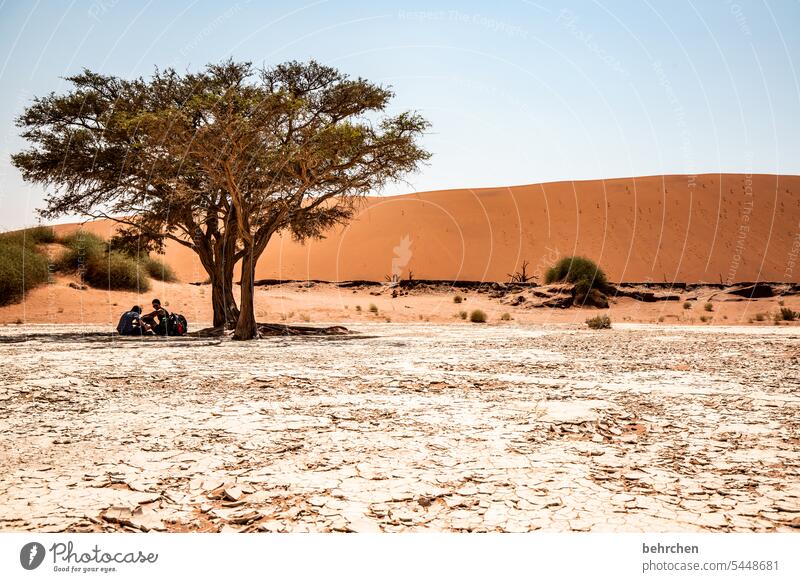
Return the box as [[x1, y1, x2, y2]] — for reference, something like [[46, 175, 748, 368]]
[[1, 0, 798, 228]]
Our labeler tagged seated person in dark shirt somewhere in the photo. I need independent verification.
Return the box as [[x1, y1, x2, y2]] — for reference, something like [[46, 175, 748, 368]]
[[116, 305, 145, 336], [141, 298, 169, 336]]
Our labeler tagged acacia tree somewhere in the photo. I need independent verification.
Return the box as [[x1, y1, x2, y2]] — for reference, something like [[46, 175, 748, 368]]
[[146, 61, 430, 340], [12, 65, 247, 327], [13, 60, 430, 339]]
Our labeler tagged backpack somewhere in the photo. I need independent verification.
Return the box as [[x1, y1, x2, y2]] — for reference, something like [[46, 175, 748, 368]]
[[117, 311, 143, 336], [167, 312, 188, 336]]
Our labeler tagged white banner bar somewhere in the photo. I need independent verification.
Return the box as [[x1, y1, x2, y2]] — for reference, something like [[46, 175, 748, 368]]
[[1, 533, 797, 581]]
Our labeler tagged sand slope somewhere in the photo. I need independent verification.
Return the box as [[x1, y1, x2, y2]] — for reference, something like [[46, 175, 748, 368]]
[[53, 173, 800, 283]]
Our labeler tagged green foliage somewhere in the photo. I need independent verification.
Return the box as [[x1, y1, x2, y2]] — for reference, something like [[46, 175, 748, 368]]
[[458, 310, 467, 320], [55, 231, 106, 272], [469, 309, 487, 323], [4, 225, 57, 244], [0, 225, 56, 246], [585, 315, 611, 329], [83, 251, 150, 292], [368, 303, 379, 314], [704, 302, 713, 312], [778, 307, 797, 321], [683, 301, 692, 309], [143, 255, 177, 282], [453, 294, 463, 304], [28, 225, 56, 243], [53, 231, 157, 291], [0, 235, 51, 306], [545, 256, 608, 293], [500, 312, 512, 321]]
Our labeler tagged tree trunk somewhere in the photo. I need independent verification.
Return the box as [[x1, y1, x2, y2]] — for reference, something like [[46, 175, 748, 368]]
[[221, 250, 239, 327], [233, 250, 258, 340], [210, 270, 239, 328]]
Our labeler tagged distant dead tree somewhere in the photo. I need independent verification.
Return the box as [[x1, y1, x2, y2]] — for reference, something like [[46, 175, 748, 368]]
[[508, 260, 534, 284]]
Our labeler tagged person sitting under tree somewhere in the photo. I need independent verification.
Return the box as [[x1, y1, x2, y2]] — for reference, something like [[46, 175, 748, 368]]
[[116, 305, 145, 336], [141, 298, 169, 336]]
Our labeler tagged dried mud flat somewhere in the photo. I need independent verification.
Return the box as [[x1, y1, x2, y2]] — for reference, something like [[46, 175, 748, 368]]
[[0, 323, 798, 533]]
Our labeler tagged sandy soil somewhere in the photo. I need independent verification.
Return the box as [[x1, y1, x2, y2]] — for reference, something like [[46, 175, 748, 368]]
[[2, 276, 799, 328], [0, 323, 797, 533], [51, 173, 800, 283]]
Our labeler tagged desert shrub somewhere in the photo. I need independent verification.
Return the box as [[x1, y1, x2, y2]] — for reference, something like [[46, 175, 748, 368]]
[[545, 256, 607, 292], [453, 294, 463, 304], [585, 315, 611, 329], [754, 312, 766, 322], [143, 255, 177, 282], [0, 225, 56, 246], [699, 315, 710, 323], [369, 303, 378, 314], [26, 225, 56, 243], [500, 312, 512, 321], [683, 301, 692, 309], [704, 302, 713, 312], [778, 307, 797, 321], [55, 231, 106, 272], [469, 309, 487, 323], [83, 251, 150, 291], [0, 237, 50, 306], [459, 310, 467, 320]]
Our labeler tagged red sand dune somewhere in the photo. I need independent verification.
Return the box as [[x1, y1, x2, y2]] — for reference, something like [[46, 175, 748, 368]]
[[55, 173, 800, 284]]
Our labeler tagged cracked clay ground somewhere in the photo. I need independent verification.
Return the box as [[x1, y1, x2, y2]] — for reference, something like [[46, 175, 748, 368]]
[[0, 323, 798, 533]]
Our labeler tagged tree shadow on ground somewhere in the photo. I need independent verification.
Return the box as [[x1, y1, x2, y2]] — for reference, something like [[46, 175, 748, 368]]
[[0, 323, 363, 345]]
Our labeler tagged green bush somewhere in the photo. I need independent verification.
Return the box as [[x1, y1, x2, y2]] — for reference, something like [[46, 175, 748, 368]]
[[500, 312, 512, 321], [778, 307, 797, 321], [545, 256, 608, 293], [369, 303, 378, 314], [0, 237, 51, 306], [83, 251, 150, 291], [704, 302, 713, 312], [56, 231, 106, 272], [143, 255, 177, 282], [683, 301, 692, 310], [469, 309, 487, 323], [0, 225, 56, 246], [458, 310, 467, 320], [453, 294, 463, 304], [26, 225, 56, 243], [585, 315, 611, 329]]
